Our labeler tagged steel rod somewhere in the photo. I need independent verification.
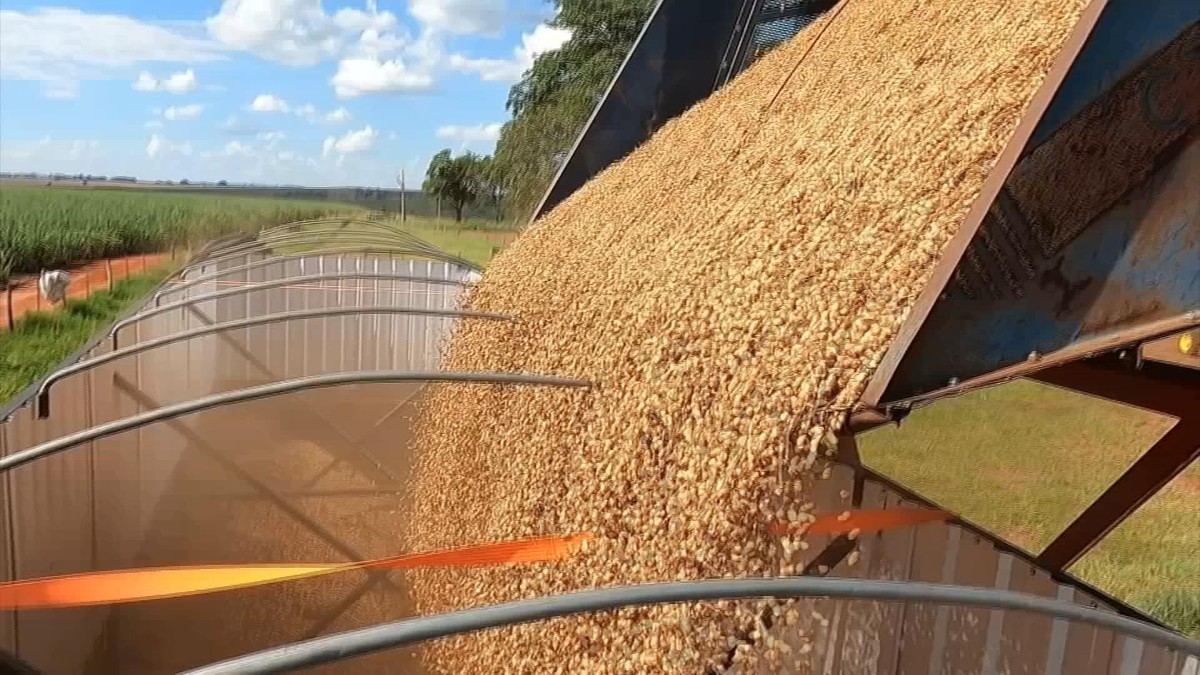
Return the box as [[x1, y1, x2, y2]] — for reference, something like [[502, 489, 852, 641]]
[[180, 304, 398, 485], [159, 248, 470, 304], [184, 230, 456, 273], [40, 304, 514, 416], [111, 374, 406, 597], [252, 218, 406, 242], [111, 272, 469, 341], [183, 578, 1200, 674], [204, 224, 431, 258], [3, 371, 591, 472]]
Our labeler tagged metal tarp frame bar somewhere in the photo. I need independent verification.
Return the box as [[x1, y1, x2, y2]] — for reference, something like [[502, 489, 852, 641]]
[[209, 230, 437, 259], [107, 373, 410, 623], [109, 272, 470, 346], [1, 371, 592, 472], [35, 306, 515, 418], [181, 234, 469, 275], [184, 578, 1200, 674], [250, 218, 407, 242], [157, 248, 467, 305], [831, 433, 1170, 628], [0, 244, 216, 422]]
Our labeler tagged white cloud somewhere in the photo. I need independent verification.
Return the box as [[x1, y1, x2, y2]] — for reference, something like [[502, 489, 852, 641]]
[[207, 0, 398, 66], [0, 138, 104, 166], [42, 81, 80, 100], [163, 104, 204, 121], [219, 115, 266, 136], [322, 125, 378, 157], [436, 123, 502, 142], [332, 57, 434, 98], [145, 120, 165, 130], [222, 140, 255, 157], [146, 133, 193, 159], [0, 9, 223, 88], [324, 107, 353, 124], [294, 104, 319, 121], [448, 22, 570, 82], [257, 131, 287, 143], [250, 93, 290, 113], [133, 69, 199, 94], [352, 28, 408, 58], [410, 0, 505, 35]]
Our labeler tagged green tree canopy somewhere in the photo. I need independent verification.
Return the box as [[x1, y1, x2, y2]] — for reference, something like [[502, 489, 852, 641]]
[[423, 149, 488, 222], [494, 0, 653, 222]]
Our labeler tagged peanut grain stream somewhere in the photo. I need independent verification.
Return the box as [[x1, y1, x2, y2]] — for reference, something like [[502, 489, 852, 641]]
[[406, 0, 1086, 672]]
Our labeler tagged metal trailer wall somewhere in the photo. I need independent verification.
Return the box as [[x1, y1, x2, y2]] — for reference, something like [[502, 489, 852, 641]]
[[725, 457, 1199, 675], [0, 254, 473, 673]]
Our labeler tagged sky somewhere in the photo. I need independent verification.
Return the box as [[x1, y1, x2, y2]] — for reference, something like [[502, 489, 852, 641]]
[[0, 0, 572, 187]]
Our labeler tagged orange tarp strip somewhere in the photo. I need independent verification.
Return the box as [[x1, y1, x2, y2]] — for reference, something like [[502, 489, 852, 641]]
[[1, 509, 949, 610], [771, 508, 952, 536], [0, 533, 594, 610]]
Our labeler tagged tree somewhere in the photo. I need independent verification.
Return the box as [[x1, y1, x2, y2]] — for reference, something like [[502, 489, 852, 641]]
[[476, 155, 507, 221], [423, 149, 486, 222], [494, 0, 654, 221]]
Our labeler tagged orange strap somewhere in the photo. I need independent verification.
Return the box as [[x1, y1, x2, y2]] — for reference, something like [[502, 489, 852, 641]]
[[0, 509, 949, 610], [0, 534, 593, 610], [773, 508, 951, 536]]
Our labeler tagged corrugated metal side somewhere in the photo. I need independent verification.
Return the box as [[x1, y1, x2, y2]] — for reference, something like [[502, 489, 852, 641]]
[[0, 253, 472, 672], [0, 427, 13, 654], [733, 465, 1191, 674]]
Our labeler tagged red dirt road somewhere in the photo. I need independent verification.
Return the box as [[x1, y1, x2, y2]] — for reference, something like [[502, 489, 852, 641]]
[[1, 253, 169, 330]]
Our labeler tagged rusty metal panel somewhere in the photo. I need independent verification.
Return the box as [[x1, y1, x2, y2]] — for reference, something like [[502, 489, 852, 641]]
[[0, 424, 13, 653], [1063, 588, 1121, 674], [998, 559, 1061, 675], [827, 481, 887, 674], [939, 534, 1001, 674], [866, 487, 918, 674], [7, 377, 105, 674], [865, 9, 1199, 406]]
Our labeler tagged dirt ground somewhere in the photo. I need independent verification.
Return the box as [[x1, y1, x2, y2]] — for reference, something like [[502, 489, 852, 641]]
[[1, 254, 170, 330]]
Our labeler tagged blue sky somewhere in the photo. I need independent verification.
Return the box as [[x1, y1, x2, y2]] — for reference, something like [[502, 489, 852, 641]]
[[0, 0, 571, 187]]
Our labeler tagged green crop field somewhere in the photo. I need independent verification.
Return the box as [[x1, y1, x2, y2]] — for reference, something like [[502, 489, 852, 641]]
[[0, 185, 350, 275]]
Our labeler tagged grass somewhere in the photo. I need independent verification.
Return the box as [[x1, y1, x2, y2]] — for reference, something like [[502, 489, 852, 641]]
[[859, 379, 1199, 636], [0, 268, 171, 402], [278, 214, 520, 268], [0, 184, 351, 274], [398, 218, 517, 268]]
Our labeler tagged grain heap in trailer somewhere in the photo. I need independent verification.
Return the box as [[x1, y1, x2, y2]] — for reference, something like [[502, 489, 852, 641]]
[[0, 0, 1196, 673]]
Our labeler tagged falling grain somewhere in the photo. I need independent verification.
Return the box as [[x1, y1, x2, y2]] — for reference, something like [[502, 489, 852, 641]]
[[406, 0, 1086, 672]]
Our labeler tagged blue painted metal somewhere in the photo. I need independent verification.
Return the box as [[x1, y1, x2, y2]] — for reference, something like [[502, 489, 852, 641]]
[[531, 0, 1196, 406], [874, 9, 1199, 404], [1030, 0, 1199, 148], [535, 0, 836, 220]]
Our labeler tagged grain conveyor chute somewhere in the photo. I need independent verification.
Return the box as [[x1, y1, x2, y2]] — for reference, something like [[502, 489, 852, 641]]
[[541, 0, 1198, 577], [185, 2, 1199, 671], [0, 1, 1196, 673]]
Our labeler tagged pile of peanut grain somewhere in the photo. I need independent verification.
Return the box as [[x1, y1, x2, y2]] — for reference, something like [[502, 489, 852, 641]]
[[405, 0, 1085, 672]]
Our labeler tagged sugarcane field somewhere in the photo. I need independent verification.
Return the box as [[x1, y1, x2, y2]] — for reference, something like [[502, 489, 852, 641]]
[[0, 0, 1196, 673]]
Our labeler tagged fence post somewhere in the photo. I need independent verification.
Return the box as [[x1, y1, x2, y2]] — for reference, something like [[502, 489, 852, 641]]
[[106, 259, 114, 291]]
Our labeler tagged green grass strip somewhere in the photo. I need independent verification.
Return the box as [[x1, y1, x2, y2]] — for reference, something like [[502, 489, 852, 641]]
[[0, 268, 170, 402]]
